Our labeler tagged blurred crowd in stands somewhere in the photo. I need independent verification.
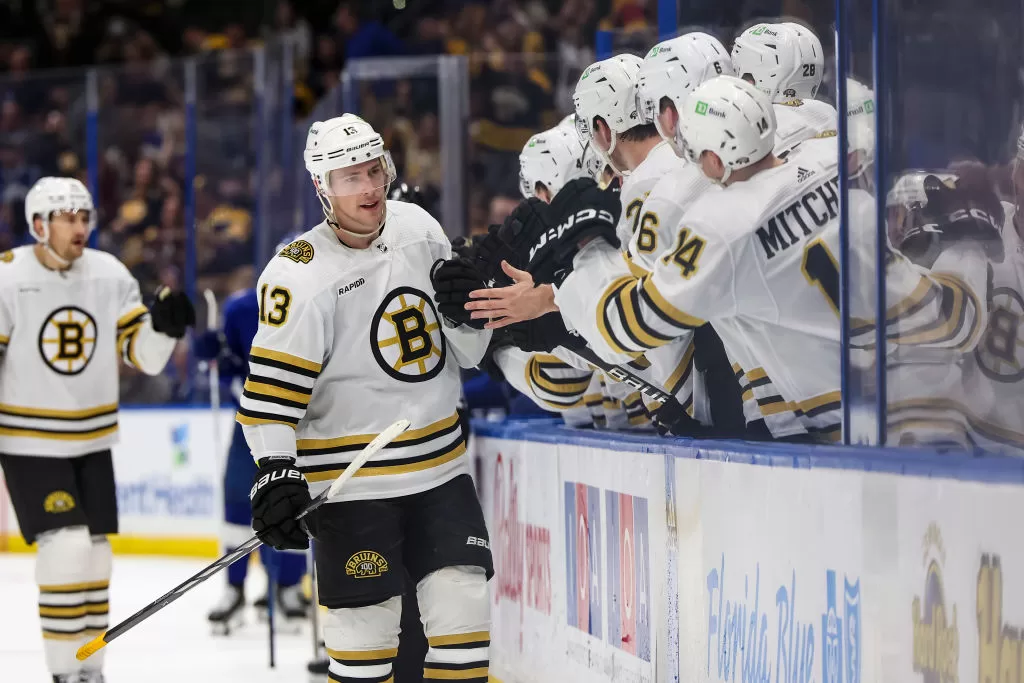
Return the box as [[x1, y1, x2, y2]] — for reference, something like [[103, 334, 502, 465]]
[[0, 0, 826, 403]]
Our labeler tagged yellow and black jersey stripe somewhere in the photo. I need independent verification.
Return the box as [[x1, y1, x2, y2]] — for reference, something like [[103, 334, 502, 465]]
[[734, 364, 840, 442], [524, 354, 593, 410], [622, 391, 653, 426], [236, 346, 322, 428], [297, 412, 466, 482], [0, 402, 118, 441], [665, 344, 695, 397], [597, 275, 704, 355], [851, 273, 981, 352], [116, 305, 149, 369], [0, 332, 9, 353]]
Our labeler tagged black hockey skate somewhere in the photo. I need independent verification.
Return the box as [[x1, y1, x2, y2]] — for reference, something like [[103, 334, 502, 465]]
[[208, 583, 245, 635], [77, 674, 105, 683]]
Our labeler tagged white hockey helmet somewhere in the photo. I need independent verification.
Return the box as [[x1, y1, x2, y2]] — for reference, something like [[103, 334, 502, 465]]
[[731, 23, 805, 103], [519, 125, 587, 200], [846, 78, 876, 177], [636, 32, 732, 157], [572, 54, 644, 175], [303, 114, 397, 227], [780, 22, 824, 99], [25, 176, 96, 244], [679, 75, 776, 184]]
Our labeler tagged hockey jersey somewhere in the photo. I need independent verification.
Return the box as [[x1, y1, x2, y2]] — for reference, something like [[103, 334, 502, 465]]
[[0, 246, 176, 457], [494, 346, 594, 427], [958, 203, 1024, 452], [237, 201, 491, 502], [557, 139, 985, 442], [774, 99, 838, 154]]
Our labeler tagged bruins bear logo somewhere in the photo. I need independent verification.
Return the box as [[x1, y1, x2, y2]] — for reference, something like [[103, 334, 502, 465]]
[[38, 306, 97, 375], [976, 286, 1024, 383], [44, 490, 76, 514], [371, 287, 446, 383], [0, 250, 13, 263], [278, 240, 315, 264], [346, 550, 389, 579]]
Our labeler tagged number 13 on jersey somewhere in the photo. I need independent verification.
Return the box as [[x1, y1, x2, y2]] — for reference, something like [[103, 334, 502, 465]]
[[259, 284, 292, 326]]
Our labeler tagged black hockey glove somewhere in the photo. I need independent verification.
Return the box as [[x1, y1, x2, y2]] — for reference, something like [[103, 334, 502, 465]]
[[149, 286, 196, 339], [431, 257, 487, 329], [508, 312, 586, 353], [650, 397, 708, 438], [890, 169, 1004, 269], [499, 178, 621, 286], [250, 458, 314, 550], [450, 235, 477, 260], [474, 199, 550, 286]]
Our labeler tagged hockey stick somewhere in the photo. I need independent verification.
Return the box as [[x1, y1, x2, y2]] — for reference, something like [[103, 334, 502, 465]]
[[77, 419, 412, 661], [203, 289, 222, 458], [569, 345, 674, 405]]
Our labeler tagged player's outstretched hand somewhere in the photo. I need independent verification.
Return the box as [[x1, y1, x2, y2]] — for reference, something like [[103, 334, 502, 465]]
[[250, 458, 314, 551], [466, 261, 558, 330], [150, 286, 197, 339], [431, 257, 487, 329]]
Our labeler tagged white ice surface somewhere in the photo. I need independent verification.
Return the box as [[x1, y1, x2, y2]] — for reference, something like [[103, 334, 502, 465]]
[[0, 554, 315, 682]]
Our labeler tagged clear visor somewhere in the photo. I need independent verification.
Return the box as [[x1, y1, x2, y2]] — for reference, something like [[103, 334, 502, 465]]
[[47, 206, 95, 233], [324, 152, 396, 198]]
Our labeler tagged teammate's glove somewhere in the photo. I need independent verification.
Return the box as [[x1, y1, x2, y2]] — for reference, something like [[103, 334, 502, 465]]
[[450, 235, 477, 260], [474, 209, 542, 286], [537, 177, 622, 276], [890, 169, 1004, 268], [149, 286, 196, 339], [250, 458, 314, 551], [508, 312, 585, 353], [431, 257, 487, 329], [650, 398, 708, 438]]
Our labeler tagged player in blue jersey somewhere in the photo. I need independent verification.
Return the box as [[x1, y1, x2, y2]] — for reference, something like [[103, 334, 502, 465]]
[[193, 271, 308, 634]]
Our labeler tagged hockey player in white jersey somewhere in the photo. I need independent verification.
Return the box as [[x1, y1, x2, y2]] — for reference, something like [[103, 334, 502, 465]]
[[239, 115, 493, 683], [731, 22, 837, 153], [0, 177, 195, 682], [532, 76, 988, 443]]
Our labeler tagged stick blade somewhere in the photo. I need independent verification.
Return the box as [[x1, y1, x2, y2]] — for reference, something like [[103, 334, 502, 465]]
[[77, 632, 107, 661]]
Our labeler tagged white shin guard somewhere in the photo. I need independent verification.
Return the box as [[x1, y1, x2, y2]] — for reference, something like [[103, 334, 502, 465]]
[[417, 565, 490, 681], [323, 595, 402, 681], [81, 535, 112, 673], [35, 525, 94, 675]]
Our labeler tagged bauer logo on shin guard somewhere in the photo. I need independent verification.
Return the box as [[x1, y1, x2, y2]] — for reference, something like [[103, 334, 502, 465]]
[[346, 550, 389, 579]]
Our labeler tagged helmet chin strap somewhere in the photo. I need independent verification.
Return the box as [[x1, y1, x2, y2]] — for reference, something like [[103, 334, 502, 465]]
[[597, 131, 629, 178], [318, 190, 389, 242], [34, 221, 72, 269]]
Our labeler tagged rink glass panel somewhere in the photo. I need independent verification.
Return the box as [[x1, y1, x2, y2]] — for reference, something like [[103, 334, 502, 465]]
[[338, 55, 468, 239], [876, 0, 1024, 452]]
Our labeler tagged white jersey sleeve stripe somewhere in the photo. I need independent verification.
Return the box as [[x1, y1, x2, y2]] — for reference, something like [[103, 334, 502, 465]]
[[242, 377, 312, 406], [236, 406, 301, 427]]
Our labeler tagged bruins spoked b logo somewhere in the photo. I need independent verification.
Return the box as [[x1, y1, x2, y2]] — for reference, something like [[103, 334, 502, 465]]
[[977, 287, 1024, 383], [38, 306, 97, 375], [371, 287, 446, 383]]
